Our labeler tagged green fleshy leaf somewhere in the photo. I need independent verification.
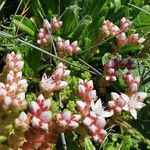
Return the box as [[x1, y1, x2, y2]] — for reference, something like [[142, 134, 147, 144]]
[[83, 137, 95, 150], [13, 15, 37, 36], [120, 44, 144, 55]]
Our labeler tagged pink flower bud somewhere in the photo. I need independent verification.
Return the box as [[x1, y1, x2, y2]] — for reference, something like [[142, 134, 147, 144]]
[[62, 110, 71, 120], [40, 111, 52, 122], [101, 20, 120, 36], [51, 17, 63, 31], [30, 101, 40, 113], [3, 96, 12, 107], [0, 83, 7, 99], [76, 100, 86, 111], [128, 34, 145, 44], [5, 52, 24, 72], [17, 79, 28, 92], [43, 19, 51, 29], [88, 90, 97, 101], [116, 32, 127, 46], [57, 110, 80, 130], [96, 117, 106, 128], [83, 117, 93, 127], [15, 111, 29, 131], [88, 124, 98, 133], [68, 121, 79, 129], [31, 116, 41, 127], [120, 17, 132, 31], [71, 114, 81, 121]]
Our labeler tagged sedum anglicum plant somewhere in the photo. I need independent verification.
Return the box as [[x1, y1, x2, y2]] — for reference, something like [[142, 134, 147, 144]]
[[0, 0, 150, 149]]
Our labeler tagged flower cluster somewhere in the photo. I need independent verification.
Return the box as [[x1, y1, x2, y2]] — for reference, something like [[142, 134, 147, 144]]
[[109, 92, 147, 119], [56, 37, 80, 56], [76, 79, 113, 142], [0, 52, 29, 149], [40, 62, 70, 97], [56, 110, 81, 130], [101, 20, 120, 36], [0, 52, 28, 111], [108, 92, 125, 113], [37, 17, 62, 45], [29, 94, 52, 130], [123, 72, 140, 94], [22, 95, 53, 149], [108, 73, 147, 118], [15, 111, 30, 131], [0, 50, 148, 149], [83, 99, 113, 142], [101, 18, 145, 46], [103, 54, 135, 82], [76, 79, 97, 116]]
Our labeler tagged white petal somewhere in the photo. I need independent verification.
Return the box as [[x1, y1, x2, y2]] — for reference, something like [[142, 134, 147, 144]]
[[15, 61, 24, 71], [100, 129, 107, 136], [122, 104, 129, 111], [0, 88, 7, 97], [121, 93, 130, 103], [136, 102, 145, 109], [91, 99, 102, 112], [79, 79, 83, 84], [111, 92, 120, 100], [130, 108, 137, 119], [16, 71, 22, 78], [57, 37, 62, 42], [102, 110, 114, 118], [136, 92, 147, 102], [57, 113, 61, 120], [90, 100, 95, 112], [88, 90, 97, 101]]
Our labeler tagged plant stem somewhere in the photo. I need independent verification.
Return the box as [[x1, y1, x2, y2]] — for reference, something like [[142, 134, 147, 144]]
[[59, 93, 63, 110], [59, 93, 67, 150], [61, 132, 67, 150], [128, 3, 150, 15], [77, 58, 102, 76], [47, 28, 58, 57]]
